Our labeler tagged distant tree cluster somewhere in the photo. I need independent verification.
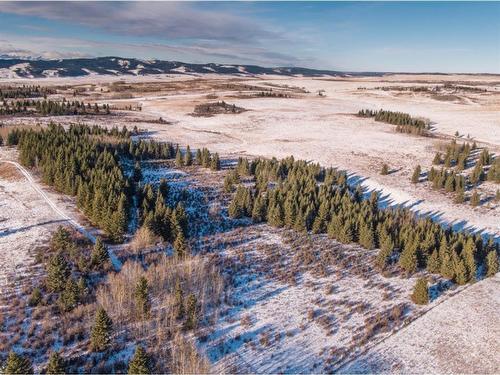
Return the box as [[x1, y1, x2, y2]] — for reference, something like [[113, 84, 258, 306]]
[[358, 109, 429, 136], [256, 91, 290, 98], [0, 99, 110, 116], [192, 101, 245, 116], [227, 156, 498, 284], [0, 84, 55, 99]]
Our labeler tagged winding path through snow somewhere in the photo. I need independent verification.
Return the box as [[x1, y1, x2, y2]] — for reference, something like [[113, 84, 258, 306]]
[[0, 159, 122, 270]]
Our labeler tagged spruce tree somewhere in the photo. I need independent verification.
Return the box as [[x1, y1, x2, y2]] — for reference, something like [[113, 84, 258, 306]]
[[46, 252, 71, 292], [91, 237, 109, 270], [470, 190, 480, 207], [184, 145, 192, 166], [184, 294, 198, 330], [411, 277, 429, 305], [454, 188, 465, 204], [4, 351, 33, 374], [411, 165, 421, 184], [380, 163, 389, 175], [377, 233, 394, 266], [426, 250, 440, 274], [399, 241, 418, 274], [175, 148, 184, 167], [135, 276, 151, 319], [173, 232, 188, 258], [90, 307, 113, 352], [51, 226, 71, 252], [128, 346, 151, 374], [432, 152, 442, 165], [28, 287, 42, 307], [58, 277, 80, 312], [211, 153, 221, 171], [486, 250, 499, 277], [359, 223, 375, 250], [452, 253, 469, 285], [46, 351, 66, 374]]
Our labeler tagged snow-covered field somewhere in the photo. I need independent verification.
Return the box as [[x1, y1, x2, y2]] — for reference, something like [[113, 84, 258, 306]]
[[0, 73, 499, 373], [339, 274, 500, 374], [126, 74, 500, 238]]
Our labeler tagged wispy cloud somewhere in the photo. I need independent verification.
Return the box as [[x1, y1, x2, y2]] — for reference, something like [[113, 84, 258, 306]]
[[1, 1, 276, 42], [0, 34, 308, 66]]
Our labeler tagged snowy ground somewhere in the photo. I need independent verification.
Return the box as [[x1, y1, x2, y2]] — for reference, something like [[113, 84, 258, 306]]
[[1, 73, 499, 372], [0, 157, 61, 292], [339, 274, 500, 374], [67, 73, 498, 238]]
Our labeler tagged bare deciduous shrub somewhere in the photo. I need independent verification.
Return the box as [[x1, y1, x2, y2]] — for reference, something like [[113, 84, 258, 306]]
[[259, 330, 271, 347], [130, 226, 160, 255], [171, 333, 211, 374], [240, 314, 252, 328]]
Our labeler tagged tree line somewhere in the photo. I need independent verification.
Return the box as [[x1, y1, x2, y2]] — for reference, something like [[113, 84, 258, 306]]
[[227, 156, 499, 284], [0, 99, 111, 116], [358, 109, 429, 136], [0, 84, 56, 99]]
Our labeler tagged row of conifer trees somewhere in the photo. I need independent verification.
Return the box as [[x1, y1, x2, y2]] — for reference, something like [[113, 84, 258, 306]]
[[0, 84, 55, 99], [0, 99, 110, 116], [358, 109, 429, 135], [227, 156, 499, 284]]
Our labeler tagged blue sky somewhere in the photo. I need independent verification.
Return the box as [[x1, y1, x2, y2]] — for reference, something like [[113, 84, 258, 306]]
[[0, 1, 499, 73]]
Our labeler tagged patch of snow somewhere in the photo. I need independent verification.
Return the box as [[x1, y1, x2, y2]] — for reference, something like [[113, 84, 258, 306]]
[[81, 68, 99, 76], [171, 66, 189, 73], [42, 69, 60, 77], [118, 59, 130, 68]]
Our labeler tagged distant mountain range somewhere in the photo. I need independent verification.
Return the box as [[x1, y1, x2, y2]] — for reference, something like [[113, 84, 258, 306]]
[[0, 56, 385, 79]]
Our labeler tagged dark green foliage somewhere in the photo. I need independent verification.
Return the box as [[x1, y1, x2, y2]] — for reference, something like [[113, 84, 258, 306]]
[[46, 252, 71, 292], [0, 99, 111, 116], [3, 351, 33, 374], [184, 145, 192, 166], [0, 84, 55, 99], [228, 186, 253, 218], [18, 124, 129, 240], [184, 294, 198, 330], [28, 287, 42, 307], [486, 250, 499, 277], [135, 276, 151, 319], [470, 190, 480, 207], [411, 165, 421, 184], [380, 163, 389, 175], [46, 351, 66, 374], [175, 146, 184, 167], [225, 155, 485, 284], [487, 158, 500, 183], [128, 346, 151, 374], [359, 223, 375, 250], [173, 232, 188, 258], [411, 278, 429, 305], [211, 153, 221, 171], [51, 226, 71, 253], [358, 109, 429, 135], [90, 307, 113, 352], [58, 277, 81, 312], [432, 152, 442, 165], [90, 237, 109, 270]]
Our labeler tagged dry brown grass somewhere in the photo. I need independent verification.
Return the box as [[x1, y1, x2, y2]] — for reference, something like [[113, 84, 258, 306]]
[[0, 162, 21, 180]]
